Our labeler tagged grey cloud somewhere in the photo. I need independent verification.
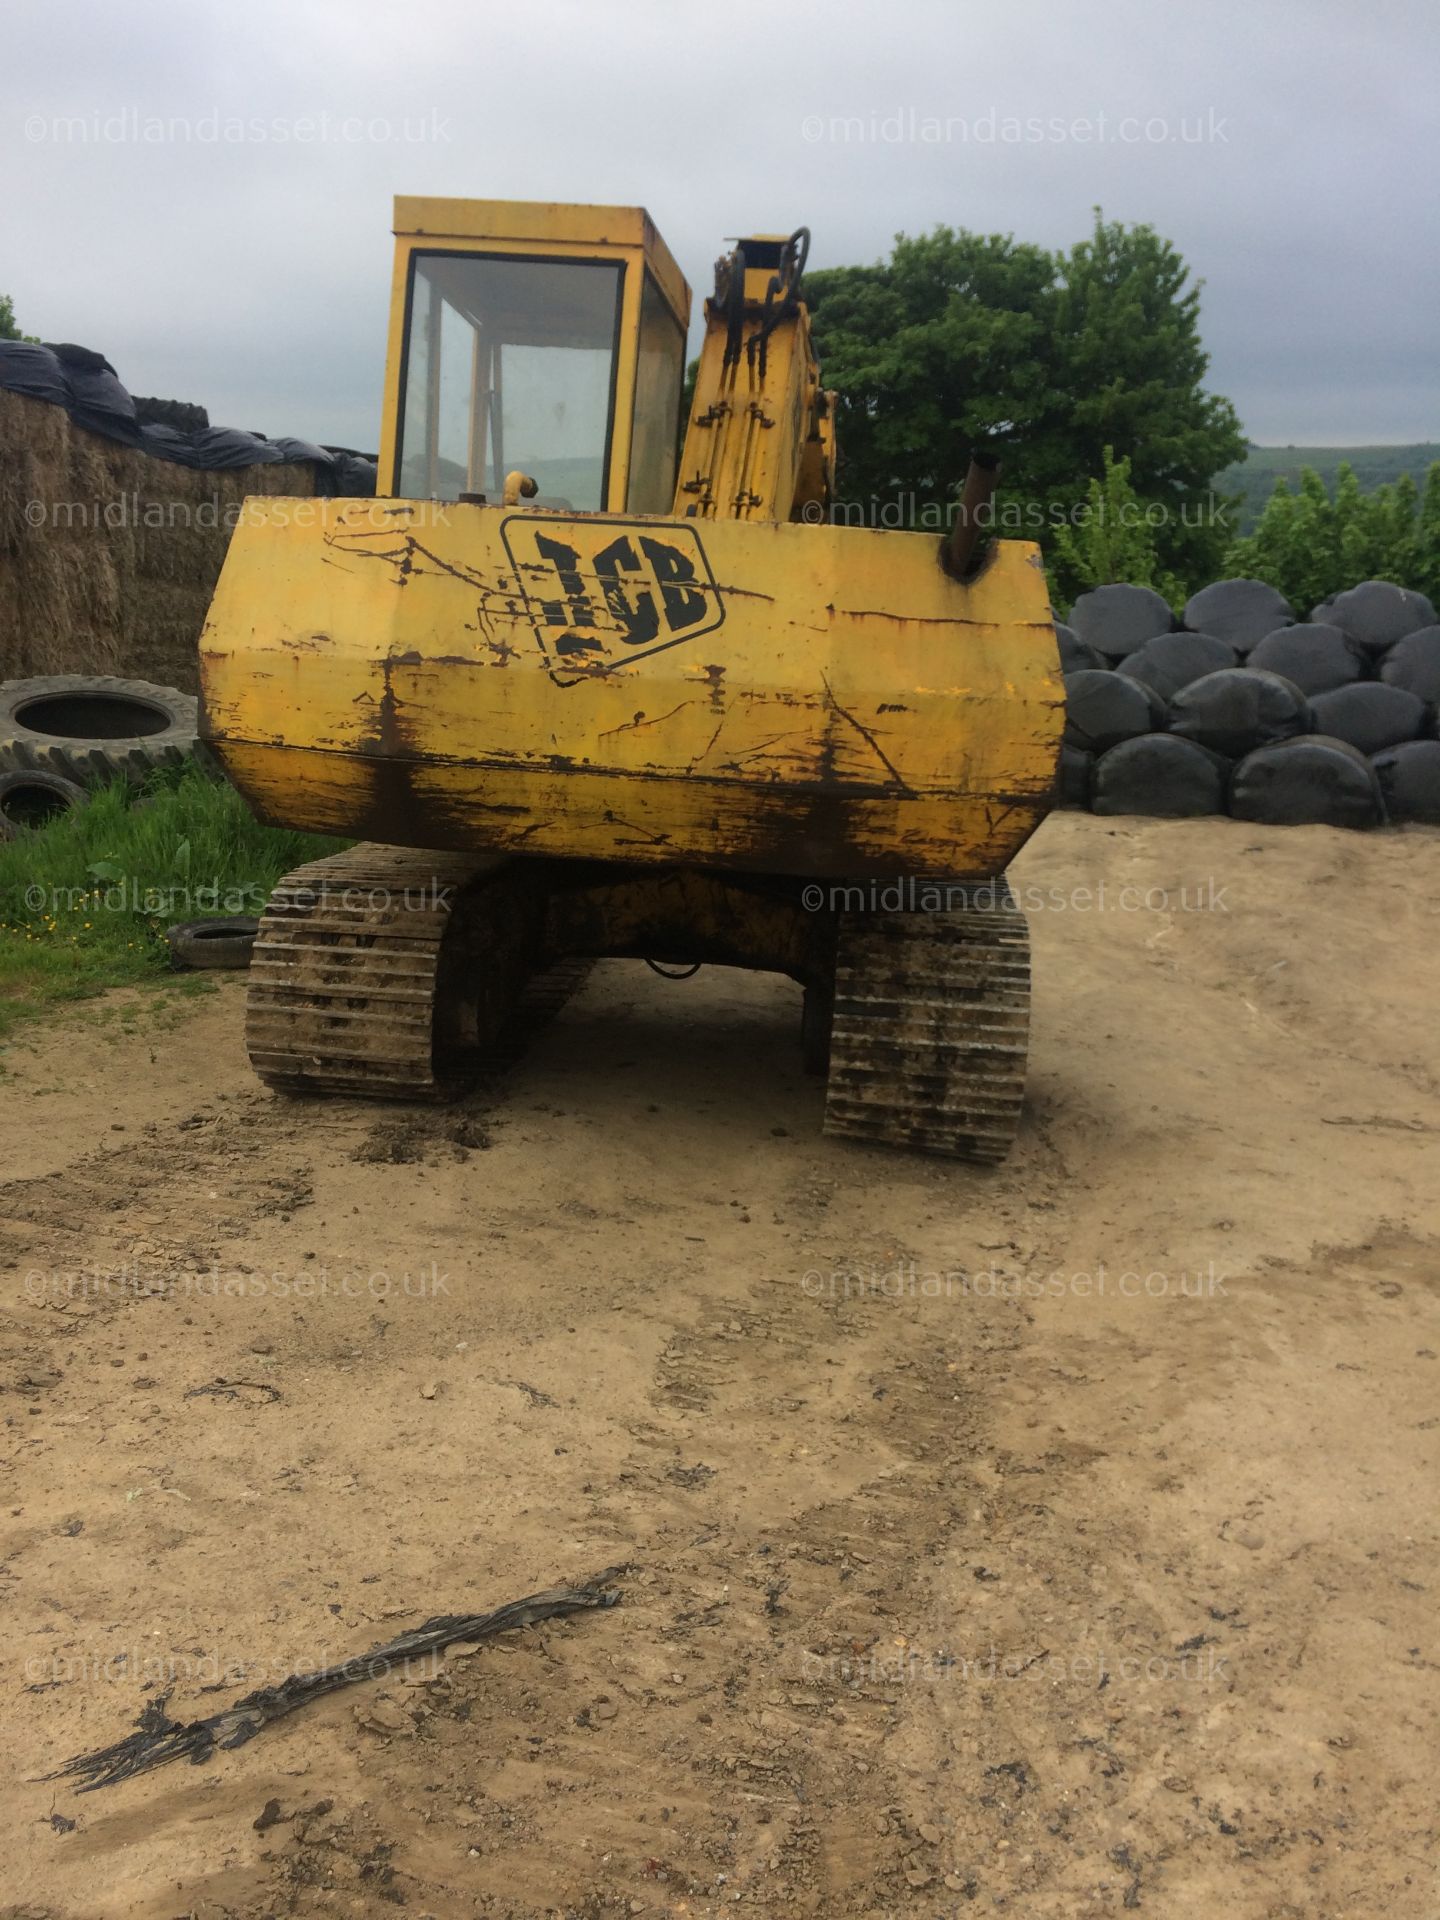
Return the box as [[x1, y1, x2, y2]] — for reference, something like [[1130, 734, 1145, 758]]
[[2, 0, 1436, 450]]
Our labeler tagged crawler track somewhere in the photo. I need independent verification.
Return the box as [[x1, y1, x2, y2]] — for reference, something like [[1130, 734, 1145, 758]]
[[822, 877, 1031, 1163], [246, 847, 495, 1099], [247, 845, 588, 1101], [248, 846, 1030, 1159]]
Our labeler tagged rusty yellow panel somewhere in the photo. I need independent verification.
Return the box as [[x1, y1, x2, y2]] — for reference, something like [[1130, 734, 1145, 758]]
[[200, 499, 1062, 880]]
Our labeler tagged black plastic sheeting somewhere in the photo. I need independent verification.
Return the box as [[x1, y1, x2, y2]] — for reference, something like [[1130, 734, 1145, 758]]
[[1371, 741, 1440, 824], [1230, 737, 1384, 830], [1247, 623, 1366, 696], [1062, 668, 1167, 753], [1051, 578, 1440, 827], [1090, 734, 1231, 819], [0, 341, 377, 495], [1116, 630, 1237, 702]]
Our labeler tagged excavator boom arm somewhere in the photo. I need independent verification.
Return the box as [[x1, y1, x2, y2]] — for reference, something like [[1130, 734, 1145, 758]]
[[674, 230, 835, 524]]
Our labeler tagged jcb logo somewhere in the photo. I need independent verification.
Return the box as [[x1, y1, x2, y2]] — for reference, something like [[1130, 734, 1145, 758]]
[[501, 515, 725, 685]]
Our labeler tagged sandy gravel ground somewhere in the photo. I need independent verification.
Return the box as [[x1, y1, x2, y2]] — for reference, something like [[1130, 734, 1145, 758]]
[[1, 811, 1437, 1920]]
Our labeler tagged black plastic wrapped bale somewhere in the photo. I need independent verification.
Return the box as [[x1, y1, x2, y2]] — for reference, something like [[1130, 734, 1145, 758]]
[[1090, 734, 1230, 818], [50, 343, 145, 448], [1230, 736, 1383, 829], [1324, 581, 1436, 657], [1067, 585, 1175, 660], [1058, 745, 1093, 808], [325, 447, 381, 496], [1063, 669, 1167, 753], [1371, 740, 1440, 824], [1247, 623, 1367, 697], [269, 435, 336, 467], [133, 395, 210, 434], [1381, 627, 1440, 707], [1169, 668, 1311, 758], [1116, 631, 1237, 701], [0, 341, 70, 406], [0, 337, 345, 482], [1182, 579, 1293, 653], [1309, 683, 1428, 755], [149, 424, 289, 471], [1056, 623, 1104, 674]]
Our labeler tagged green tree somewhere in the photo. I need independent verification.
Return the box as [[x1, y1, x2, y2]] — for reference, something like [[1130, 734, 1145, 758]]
[[803, 226, 1057, 509], [1417, 464, 1440, 605], [0, 293, 39, 343], [1368, 472, 1421, 584], [1223, 460, 1439, 611], [1044, 214, 1245, 589], [1049, 446, 1185, 612], [804, 211, 1245, 597]]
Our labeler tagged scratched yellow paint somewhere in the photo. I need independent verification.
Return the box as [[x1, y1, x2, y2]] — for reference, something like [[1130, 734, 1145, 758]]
[[200, 497, 1063, 878]]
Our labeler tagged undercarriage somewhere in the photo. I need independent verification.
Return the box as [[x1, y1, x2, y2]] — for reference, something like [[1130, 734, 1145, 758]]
[[247, 846, 1032, 1164]]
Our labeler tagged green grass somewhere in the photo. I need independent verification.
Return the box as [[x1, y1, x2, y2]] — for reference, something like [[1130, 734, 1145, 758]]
[[1217, 443, 1440, 533], [0, 765, 348, 1049]]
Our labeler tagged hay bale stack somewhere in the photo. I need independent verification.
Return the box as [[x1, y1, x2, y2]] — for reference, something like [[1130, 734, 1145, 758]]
[[0, 388, 319, 690]]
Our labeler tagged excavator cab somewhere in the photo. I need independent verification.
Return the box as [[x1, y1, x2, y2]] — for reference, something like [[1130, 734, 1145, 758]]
[[377, 200, 690, 514], [200, 197, 1063, 1162]]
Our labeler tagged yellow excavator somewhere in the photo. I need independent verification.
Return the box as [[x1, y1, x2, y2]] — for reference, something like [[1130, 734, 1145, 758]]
[[200, 198, 1062, 1161]]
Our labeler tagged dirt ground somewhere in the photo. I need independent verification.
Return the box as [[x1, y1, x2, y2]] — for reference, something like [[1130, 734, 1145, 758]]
[[1, 810, 1437, 1920]]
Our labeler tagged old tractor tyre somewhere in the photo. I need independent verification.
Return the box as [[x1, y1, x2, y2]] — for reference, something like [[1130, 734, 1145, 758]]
[[0, 766, 90, 839], [166, 917, 261, 970], [0, 675, 198, 788]]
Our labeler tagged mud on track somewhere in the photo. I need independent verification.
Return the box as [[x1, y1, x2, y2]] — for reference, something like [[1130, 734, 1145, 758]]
[[1, 812, 1437, 1918]]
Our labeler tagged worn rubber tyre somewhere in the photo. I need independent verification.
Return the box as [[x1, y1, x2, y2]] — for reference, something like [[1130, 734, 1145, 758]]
[[0, 675, 198, 788], [0, 766, 90, 839], [166, 916, 260, 970]]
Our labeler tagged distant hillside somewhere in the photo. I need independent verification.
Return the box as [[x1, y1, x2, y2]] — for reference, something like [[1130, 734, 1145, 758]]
[[1218, 443, 1440, 532]]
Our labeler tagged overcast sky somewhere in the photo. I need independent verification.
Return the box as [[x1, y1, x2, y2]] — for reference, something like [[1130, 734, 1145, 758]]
[[3, 0, 1436, 454]]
